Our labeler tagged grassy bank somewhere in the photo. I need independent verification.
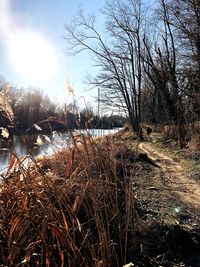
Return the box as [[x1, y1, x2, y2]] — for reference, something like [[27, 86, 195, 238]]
[[0, 128, 199, 266]]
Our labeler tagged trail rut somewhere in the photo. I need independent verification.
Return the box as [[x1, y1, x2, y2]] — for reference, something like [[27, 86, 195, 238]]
[[139, 142, 200, 211]]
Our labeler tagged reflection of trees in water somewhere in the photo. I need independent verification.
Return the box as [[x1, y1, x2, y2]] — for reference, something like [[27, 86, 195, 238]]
[[0, 136, 12, 148], [0, 134, 42, 171], [0, 150, 10, 166], [24, 134, 40, 151], [0, 129, 119, 171], [0, 136, 14, 171]]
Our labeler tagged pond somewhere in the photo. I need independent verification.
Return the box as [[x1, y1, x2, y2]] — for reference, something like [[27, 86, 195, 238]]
[[0, 128, 120, 173]]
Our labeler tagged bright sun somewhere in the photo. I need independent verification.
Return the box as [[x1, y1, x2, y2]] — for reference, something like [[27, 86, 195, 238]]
[[8, 31, 58, 82]]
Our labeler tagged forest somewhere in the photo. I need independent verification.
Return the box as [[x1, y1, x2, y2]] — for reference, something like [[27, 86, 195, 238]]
[[65, 0, 200, 148]]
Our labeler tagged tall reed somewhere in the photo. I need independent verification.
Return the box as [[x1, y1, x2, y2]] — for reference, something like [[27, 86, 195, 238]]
[[0, 130, 137, 266]]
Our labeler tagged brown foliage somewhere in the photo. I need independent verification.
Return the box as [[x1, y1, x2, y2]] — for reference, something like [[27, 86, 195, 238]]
[[0, 133, 138, 266]]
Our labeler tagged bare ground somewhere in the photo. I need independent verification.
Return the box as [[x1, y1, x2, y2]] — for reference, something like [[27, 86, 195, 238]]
[[117, 130, 200, 265], [139, 141, 200, 212]]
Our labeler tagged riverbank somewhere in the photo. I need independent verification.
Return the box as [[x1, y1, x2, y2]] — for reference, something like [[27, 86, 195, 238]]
[[0, 127, 199, 266], [0, 128, 120, 173]]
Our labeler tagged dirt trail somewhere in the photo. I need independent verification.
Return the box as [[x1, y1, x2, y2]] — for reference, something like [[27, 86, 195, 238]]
[[139, 142, 200, 211]]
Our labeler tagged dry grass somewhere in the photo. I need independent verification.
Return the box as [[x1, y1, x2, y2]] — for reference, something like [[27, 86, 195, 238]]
[[188, 121, 200, 151], [1, 128, 199, 266], [162, 121, 200, 150], [0, 130, 139, 266], [0, 91, 14, 126]]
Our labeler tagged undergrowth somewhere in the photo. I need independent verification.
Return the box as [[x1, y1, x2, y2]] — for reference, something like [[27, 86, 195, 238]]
[[0, 130, 139, 267]]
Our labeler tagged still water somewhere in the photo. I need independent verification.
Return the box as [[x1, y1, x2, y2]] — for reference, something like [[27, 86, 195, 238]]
[[0, 129, 120, 172]]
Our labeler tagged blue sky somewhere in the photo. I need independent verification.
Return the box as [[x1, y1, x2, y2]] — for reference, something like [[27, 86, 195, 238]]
[[0, 0, 105, 107]]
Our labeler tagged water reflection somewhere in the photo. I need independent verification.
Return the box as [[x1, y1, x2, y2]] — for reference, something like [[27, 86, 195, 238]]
[[0, 128, 120, 172]]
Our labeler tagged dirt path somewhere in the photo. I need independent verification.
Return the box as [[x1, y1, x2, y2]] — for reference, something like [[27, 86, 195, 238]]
[[139, 142, 200, 211]]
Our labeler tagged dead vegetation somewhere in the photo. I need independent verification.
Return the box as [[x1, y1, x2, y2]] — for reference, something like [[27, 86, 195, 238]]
[[0, 129, 138, 266], [163, 121, 200, 152], [0, 128, 200, 266]]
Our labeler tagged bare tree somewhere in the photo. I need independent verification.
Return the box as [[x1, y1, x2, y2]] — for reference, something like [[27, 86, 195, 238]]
[[167, 0, 200, 116], [143, 0, 186, 147], [65, 0, 146, 138]]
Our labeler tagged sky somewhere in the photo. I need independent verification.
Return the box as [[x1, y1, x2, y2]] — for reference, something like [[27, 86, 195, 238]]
[[0, 0, 105, 108]]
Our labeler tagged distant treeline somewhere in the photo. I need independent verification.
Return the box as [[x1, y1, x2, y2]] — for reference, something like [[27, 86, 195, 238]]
[[0, 83, 127, 134]]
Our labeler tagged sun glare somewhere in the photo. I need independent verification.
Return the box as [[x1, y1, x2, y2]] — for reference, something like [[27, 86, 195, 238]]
[[8, 31, 58, 82]]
